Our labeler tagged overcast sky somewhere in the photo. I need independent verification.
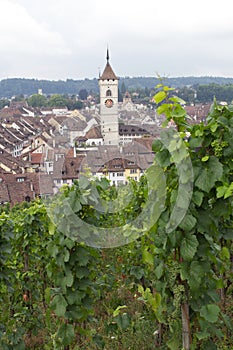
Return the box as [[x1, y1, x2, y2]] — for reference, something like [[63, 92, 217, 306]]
[[1, 0, 233, 80]]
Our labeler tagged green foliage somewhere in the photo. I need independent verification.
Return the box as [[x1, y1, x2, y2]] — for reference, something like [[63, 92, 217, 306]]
[[0, 201, 50, 348], [48, 94, 68, 107], [3, 76, 233, 102], [0, 212, 13, 287], [149, 84, 233, 348], [195, 83, 233, 103], [0, 85, 233, 348], [0, 98, 10, 108], [0, 200, 100, 348], [27, 93, 48, 107], [78, 88, 88, 100]]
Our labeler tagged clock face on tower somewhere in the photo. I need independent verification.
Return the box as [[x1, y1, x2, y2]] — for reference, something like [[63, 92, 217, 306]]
[[105, 98, 114, 108]]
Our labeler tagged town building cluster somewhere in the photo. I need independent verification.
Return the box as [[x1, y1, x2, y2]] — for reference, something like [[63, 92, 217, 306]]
[[0, 51, 209, 206]]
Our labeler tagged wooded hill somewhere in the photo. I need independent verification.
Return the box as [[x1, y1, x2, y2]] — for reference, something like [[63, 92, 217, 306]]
[[1, 76, 233, 98]]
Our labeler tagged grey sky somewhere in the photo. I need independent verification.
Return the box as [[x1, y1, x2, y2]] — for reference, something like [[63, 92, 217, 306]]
[[1, 0, 233, 80]]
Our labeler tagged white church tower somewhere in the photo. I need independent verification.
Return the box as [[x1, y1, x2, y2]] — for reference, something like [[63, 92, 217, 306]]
[[99, 49, 119, 146]]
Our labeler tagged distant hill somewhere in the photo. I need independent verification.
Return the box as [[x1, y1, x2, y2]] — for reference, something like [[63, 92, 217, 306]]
[[1, 76, 233, 98]]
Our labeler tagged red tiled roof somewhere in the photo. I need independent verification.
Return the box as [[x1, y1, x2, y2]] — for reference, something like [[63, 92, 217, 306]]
[[31, 153, 45, 164], [0, 172, 53, 206], [98, 157, 140, 172], [99, 62, 118, 80], [134, 137, 154, 151], [85, 126, 102, 139], [184, 104, 211, 123], [53, 155, 86, 179]]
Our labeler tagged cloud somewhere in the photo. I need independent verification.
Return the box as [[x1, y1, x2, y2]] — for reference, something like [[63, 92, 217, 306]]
[[1, 0, 233, 79], [0, 0, 71, 55]]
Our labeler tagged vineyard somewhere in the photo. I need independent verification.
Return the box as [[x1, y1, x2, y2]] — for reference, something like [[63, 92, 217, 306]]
[[0, 87, 233, 349]]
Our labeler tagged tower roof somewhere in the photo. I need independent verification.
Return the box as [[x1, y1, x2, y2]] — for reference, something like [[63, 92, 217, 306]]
[[99, 49, 119, 80]]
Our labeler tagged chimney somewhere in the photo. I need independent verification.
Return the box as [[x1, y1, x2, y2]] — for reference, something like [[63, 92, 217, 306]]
[[73, 145, 77, 158]]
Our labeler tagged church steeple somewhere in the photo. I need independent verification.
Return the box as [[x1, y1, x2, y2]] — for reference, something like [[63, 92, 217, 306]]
[[98, 49, 119, 146], [99, 48, 118, 81]]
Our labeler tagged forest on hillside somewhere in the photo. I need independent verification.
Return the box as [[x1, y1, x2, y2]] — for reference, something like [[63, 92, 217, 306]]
[[1, 76, 233, 99]]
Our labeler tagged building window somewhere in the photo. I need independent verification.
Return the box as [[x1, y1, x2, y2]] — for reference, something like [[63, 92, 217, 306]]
[[130, 169, 137, 174], [106, 89, 112, 96], [16, 177, 25, 182], [117, 172, 124, 177]]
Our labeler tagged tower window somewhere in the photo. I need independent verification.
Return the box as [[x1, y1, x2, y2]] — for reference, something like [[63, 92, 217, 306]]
[[106, 89, 112, 96]]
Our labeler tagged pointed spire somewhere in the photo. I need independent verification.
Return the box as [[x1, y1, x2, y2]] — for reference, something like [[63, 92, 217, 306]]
[[99, 47, 118, 80]]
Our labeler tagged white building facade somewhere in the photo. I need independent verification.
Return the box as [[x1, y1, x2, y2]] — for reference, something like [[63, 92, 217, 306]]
[[98, 50, 119, 146]]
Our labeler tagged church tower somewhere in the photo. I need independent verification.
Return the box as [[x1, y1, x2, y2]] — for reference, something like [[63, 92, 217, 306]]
[[99, 49, 119, 146]]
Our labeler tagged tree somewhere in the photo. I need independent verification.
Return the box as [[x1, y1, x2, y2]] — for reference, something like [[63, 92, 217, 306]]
[[145, 87, 150, 97], [78, 89, 88, 101], [66, 99, 84, 110], [11, 94, 25, 101], [0, 99, 9, 109], [118, 88, 123, 102], [27, 94, 48, 107], [177, 86, 196, 104], [121, 82, 126, 95], [48, 94, 68, 107]]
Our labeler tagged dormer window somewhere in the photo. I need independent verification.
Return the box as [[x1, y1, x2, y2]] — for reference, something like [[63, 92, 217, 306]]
[[106, 89, 112, 96], [17, 177, 25, 182]]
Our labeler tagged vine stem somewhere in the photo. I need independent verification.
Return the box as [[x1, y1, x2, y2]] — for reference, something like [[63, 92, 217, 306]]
[[181, 302, 192, 350]]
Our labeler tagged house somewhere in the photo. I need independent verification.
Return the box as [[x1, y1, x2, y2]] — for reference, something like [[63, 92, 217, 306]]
[[97, 157, 141, 186], [75, 125, 103, 148], [0, 124, 25, 156], [141, 115, 156, 125], [52, 154, 86, 190], [0, 149, 30, 174], [0, 172, 54, 206], [48, 115, 88, 146], [184, 104, 211, 123], [121, 91, 137, 112], [79, 142, 154, 186], [119, 124, 151, 145]]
